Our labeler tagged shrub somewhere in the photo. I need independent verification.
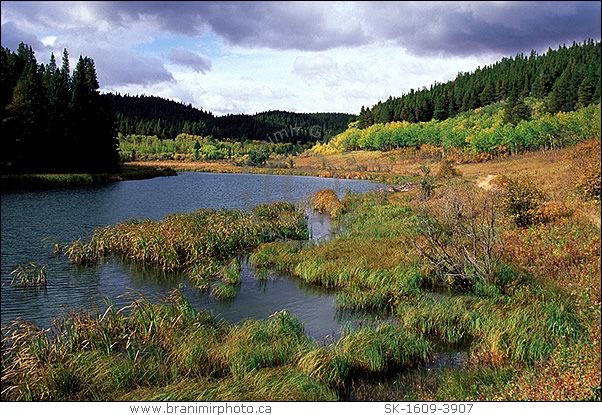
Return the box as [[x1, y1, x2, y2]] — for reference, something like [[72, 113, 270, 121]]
[[535, 202, 574, 224], [571, 139, 601, 200], [500, 175, 546, 227], [414, 187, 502, 292], [436, 159, 461, 178], [419, 166, 434, 201]]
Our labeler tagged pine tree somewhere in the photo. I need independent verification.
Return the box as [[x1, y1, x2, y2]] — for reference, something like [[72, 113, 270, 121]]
[[70, 56, 118, 172], [4, 53, 48, 171], [548, 68, 573, 113], [576, 69, 595, 109]]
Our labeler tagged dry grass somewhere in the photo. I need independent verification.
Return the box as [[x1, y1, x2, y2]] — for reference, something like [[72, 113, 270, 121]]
[[309, 189, 345, 217]]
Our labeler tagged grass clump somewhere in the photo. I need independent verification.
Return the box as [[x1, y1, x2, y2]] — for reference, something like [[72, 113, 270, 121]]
[[397, 286, 583, 366], [211, 310, 311, 378], [63, 202, 308, 288], [221, 257, 241, 285], [9, 263, 48, 287], [337, 324, 432, 373], [211, 282, 240, 302], [310, 189, 345, 217], [297, 349, 350, 389]]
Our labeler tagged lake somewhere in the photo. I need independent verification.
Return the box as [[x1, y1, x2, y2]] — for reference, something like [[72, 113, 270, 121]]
[[1, 172, 385, 340]]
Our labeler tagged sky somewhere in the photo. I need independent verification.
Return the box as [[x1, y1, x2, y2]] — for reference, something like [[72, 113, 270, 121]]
[[1, 1, 600, 116]]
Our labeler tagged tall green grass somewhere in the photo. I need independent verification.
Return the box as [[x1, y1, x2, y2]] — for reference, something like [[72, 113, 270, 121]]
[[397, 286, 583, 364], [1, 290, 438, 401]]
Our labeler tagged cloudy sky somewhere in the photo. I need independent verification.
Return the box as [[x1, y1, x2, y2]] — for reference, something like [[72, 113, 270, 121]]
[[1, 1, 600, 115]]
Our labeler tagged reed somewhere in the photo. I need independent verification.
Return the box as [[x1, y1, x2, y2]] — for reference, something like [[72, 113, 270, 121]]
[[9, 263, 48, 287], [64, 202, 308, 288]]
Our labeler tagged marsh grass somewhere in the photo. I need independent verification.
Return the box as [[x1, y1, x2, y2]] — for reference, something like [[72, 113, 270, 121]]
[[310, 189, 345, 217], [211, 310, 312, 378], [211, 282, 240, 302], [117, 367, 338, 401], [5, 143, 599, 401], [297, 349, 350, 388], [1, 287, 437, 401], [9, 263, 48, 287], [396, 285, 582, 366], [221, 257, 242, 285], [337, 325, 432, 373], [64, 202, 308, 288], [403, 365, 517, 401], [250, 180, 598, 400], [1, 292, 336, 401]]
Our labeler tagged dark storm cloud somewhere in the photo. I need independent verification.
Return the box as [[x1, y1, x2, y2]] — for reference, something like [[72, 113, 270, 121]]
[[2, 1, 600, 56], [83, 1, 602, 55], [1, 21, 45, 51], [168, 48, 212, 73], [364, 1, 602, 56], [93, 1, 368, 50], [94, 50, 176, 87], [1, 1, 368, 51]]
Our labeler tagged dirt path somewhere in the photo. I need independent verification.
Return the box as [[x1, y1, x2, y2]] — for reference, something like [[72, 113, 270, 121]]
[[477, 174, 498, 190]]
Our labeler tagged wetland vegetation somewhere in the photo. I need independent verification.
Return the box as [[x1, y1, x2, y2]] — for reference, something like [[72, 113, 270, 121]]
[[3, 138, 600, 400]]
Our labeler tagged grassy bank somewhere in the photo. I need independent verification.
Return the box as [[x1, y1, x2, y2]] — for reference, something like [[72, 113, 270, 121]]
[[62, 202, 308, 289], [0, 165, 177, 191]]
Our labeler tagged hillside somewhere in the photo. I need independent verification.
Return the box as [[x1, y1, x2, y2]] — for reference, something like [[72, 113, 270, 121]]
[[355, 39, 600, 127], [105, 92, 355, 143]]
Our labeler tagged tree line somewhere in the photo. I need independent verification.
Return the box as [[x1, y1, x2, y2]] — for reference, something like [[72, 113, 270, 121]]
[[314, 100, 600, 157], [357, 39, 601, 128], [106, 92, 355, 143], [1, 43, 118, 173]]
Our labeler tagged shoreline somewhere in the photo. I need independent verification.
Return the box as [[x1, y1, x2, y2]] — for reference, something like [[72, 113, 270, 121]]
[[0, 164, 177, 191]]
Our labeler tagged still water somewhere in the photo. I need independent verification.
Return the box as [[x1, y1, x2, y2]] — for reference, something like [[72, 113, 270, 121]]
[[1, 172, 384, 340]]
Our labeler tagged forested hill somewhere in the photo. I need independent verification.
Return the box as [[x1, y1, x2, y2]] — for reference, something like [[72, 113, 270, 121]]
[[105, 92, 355, 143], [357, 39, 601, 128]]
